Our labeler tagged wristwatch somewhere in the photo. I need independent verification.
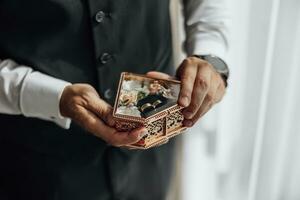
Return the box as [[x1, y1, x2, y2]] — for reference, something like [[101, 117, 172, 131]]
[[194, 55, 229, 87]]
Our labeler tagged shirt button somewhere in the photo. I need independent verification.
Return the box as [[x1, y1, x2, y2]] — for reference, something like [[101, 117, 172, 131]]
[[95, 11, 106, 23], [100, 53, 113, 64], [104, 89, 113, 100]]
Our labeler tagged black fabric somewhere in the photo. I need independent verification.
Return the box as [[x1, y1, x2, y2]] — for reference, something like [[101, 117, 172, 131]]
[[0, 0, 175, 199]]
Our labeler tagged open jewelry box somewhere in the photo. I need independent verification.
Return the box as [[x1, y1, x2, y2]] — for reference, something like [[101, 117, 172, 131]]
[[113, 72, 187, 149]]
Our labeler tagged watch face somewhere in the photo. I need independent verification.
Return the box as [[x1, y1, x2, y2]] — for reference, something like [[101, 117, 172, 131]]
[[204, 55, 228, 74]]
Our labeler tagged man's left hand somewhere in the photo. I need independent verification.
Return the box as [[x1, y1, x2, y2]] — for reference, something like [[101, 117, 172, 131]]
[[147, 56, 226, 127]]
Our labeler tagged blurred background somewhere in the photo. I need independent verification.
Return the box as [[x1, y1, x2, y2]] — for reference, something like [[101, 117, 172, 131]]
[[169, 0, 300, 199]]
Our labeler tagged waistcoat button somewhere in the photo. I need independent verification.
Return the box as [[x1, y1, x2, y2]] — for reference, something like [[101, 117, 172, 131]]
[[95, 11, 106, 23], [100, 53, 113, 64], [104, 89, 113, 100]]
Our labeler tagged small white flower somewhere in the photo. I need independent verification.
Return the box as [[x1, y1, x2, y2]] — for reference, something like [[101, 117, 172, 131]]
[[122, 80, 142, 91]]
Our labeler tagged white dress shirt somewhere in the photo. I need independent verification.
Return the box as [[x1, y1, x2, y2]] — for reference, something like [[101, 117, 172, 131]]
[[0, 0, 230, 129]]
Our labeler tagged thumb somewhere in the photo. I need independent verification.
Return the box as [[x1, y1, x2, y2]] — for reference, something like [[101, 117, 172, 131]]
[[146, 71, 175, 80], [86, 95, 116, 127]]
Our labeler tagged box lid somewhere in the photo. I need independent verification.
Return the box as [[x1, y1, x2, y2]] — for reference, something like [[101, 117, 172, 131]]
[[113, 72, 182, 122]]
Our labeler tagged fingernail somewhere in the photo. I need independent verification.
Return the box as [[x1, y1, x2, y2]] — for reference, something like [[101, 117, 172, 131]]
[[180, 97, 189, 107], [139, 130, 149, 139], [184, 120, 193, 127], [183, 110, 193, 119]]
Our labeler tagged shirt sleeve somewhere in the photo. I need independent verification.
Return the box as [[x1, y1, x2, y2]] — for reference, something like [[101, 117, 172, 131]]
[[0, 59, 71, 129], [183, 0, 231, 62]]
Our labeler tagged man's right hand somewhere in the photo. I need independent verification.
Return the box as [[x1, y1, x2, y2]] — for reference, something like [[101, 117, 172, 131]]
[[59, 84, 147, 147]]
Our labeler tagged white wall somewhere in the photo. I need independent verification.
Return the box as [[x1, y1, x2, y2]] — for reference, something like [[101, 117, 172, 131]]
[[177, 0, 300, 200]]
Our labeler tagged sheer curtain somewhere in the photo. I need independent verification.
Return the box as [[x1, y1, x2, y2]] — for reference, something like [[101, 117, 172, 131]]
[[172, 0, 300, 199]]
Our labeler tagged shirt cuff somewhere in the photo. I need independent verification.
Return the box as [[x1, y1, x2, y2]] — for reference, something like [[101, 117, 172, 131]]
[[19, 72, 72, 129], [186, 38, 228, 64]]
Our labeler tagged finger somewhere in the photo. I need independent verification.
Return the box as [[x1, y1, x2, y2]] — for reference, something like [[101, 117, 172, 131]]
[[86, 95, 116, 127], [199, 101, 214, 119], [82, 107, 147, 146], [73, 105, 116, 136], [108, 127, 148, 147], [75, 106, 148, 146], [177, 59, 198, 107], [146, 71, 175, 80], [214, 79, 226, 103], [182, 63, 212, 119], [183, 73, 221, 125], [183, 95, 214, 127], [182, 68, 227, 126]]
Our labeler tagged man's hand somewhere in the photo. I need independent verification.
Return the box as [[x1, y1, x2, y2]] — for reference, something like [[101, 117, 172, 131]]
[[147, 56, 226, 127], [60, 84, 148, 147]]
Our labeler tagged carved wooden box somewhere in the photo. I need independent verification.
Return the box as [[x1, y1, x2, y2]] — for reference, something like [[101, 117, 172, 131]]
[[113, 72, 187, 149]]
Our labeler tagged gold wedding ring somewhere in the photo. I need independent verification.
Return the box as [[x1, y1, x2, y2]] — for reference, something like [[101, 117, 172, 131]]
[[152, 100, 162, 108], [141, 100, 163, 112], [140, 103, 153, 112]]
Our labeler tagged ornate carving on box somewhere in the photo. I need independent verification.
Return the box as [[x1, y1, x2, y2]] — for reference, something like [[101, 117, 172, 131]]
[[113, 72, 187, 149], [167, 110, 184, 132], [115, 120, 142, 132], [147, 118, 164, 137]]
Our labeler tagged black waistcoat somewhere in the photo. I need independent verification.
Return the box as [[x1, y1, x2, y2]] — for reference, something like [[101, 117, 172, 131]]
[[0, 1, 175, 200]]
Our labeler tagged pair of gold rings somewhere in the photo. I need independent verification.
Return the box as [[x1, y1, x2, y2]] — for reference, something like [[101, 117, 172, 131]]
[[140, 100, 163, 112]]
